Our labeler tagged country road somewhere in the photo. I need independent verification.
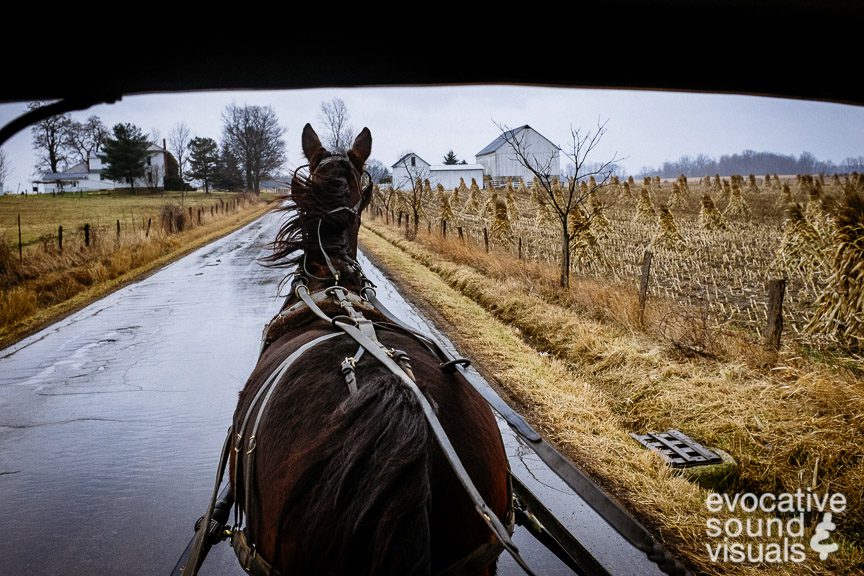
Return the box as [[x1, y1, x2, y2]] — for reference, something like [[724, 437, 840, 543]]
[[0, 211, 663, 576]]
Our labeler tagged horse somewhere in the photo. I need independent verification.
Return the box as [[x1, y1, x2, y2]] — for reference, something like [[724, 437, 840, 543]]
[[225, 124, 514, 576]]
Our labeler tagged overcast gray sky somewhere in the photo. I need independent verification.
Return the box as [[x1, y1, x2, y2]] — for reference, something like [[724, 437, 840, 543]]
[[2, 85, 864, 191]]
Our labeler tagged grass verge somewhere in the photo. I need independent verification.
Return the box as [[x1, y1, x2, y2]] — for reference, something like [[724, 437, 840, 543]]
[[359, 219, 863, 575]]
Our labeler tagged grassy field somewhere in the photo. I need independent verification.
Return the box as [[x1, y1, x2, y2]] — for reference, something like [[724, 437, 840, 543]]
[[0, 189, 275, 348], [359, 209, 863, 575], [1, 189, 252, 247]]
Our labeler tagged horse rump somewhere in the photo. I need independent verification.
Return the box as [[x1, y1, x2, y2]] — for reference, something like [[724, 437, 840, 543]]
[[275, 372, 432, 576]]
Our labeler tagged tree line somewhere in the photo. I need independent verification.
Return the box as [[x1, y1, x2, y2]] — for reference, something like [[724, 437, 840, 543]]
[[27, 101, 292, 194], [25, 97, 398, 194], [640, 150, 864, 178]]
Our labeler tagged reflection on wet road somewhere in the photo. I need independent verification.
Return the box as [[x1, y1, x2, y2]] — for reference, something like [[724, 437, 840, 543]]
[[0, 211, 661, 576]]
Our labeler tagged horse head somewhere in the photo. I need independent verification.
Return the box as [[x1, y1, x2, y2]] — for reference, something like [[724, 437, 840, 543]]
[[268, 124, 372, 293]]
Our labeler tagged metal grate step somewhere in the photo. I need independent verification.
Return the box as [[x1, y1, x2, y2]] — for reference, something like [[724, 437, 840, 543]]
[[630, 429, 723, 468]]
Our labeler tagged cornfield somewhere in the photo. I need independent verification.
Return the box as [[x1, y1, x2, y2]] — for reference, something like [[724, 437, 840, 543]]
[[374, 173, 864, 351]]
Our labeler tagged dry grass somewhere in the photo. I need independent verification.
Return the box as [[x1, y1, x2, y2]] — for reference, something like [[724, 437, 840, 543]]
[[359, 219, 864, 575], [0, 191, 273, 348]]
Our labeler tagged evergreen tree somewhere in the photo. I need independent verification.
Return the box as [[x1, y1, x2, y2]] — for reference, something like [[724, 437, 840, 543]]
[[163, 152, 185, 190], [442, 150, 460, 165], [101, 123, 149, 191], [188, 137, 220, 193], [213, 142, 244, 191]]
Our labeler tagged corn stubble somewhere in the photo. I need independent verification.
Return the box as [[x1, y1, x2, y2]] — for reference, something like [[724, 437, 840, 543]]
[[382, 173, 864, 353]]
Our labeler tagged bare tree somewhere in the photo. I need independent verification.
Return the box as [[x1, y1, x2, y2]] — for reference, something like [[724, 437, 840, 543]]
[[221, 103, 286, 194], [29, 101, 72, 173], [365, 158, 390, 184], [169, 121, 191, 180], [147, 163, 164, 192], [394, 156, 431, 237], [66, 115, 107, 165], [374, 185, 400, 224], [318, 98, 355, 152], [0, 149, 9, 192], [498, 120, 620, 288]]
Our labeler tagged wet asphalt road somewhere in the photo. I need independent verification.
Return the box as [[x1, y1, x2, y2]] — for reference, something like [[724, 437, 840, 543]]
[[0, 211, 663, 576]]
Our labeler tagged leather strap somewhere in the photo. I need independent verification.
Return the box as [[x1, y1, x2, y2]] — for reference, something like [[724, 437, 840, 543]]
[[183, 427, 233, 576], [235, 332, 343, 529], [232, 529, 281, 576]]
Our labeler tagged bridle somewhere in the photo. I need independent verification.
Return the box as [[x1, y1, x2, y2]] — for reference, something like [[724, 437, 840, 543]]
[[292, 155, 372, 284]]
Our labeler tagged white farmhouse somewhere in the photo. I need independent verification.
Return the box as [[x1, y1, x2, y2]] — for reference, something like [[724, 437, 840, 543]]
[[32, 142, 168, 193], [475, 125, 559, 183], [390, 153, 431, 190]]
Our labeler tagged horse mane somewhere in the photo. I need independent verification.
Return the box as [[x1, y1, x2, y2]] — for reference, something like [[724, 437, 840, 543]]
[[272, 370, 432, 575], [263, 164, 356, 271]]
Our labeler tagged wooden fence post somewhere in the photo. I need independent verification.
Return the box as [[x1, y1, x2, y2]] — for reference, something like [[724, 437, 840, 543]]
[[146, 218, 151, 238], [58, 225, 63, 253], [116, 219, 121, 240], [84, 223, 91, 247], [442, 220, 447, 238], [764, 279, 786, 351], [483, 227, 489, 252], [17, 214, 22, 263], [638, 250, 653, 326], [518, 237, 523, 260]]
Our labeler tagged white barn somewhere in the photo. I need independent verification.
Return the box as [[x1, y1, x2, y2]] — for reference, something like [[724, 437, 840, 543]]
[[475, 125, 559, 183], [32, 143, 168, 193], [428, 164, 485, 190], [390, 153, 431, 190]]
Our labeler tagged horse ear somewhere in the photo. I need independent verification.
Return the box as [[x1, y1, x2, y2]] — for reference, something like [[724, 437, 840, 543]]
[[302, 123, 325, 163], [348, 127, 372, 167]]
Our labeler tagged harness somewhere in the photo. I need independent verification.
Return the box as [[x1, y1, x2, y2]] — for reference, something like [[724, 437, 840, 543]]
[[187, 282, 527, 576]]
